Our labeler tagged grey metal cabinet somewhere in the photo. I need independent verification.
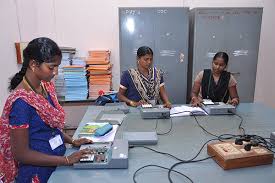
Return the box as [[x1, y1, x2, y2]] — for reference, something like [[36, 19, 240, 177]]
[[119, 7, 189, 104], [188, 8, 262, 102]]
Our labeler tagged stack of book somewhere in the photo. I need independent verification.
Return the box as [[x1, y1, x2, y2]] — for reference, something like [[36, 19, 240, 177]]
[[54, 73, 66, 101], [54, 47, 76, 100], [86, 50, 112, 99], [63, 65, 88, 101]]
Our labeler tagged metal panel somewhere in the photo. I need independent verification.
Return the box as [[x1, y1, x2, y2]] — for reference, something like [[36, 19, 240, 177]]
[[153, 7, 189, 104], [119, 8, 155, 71], [119, 7, 189, 104], [226, 8, 262, 102], [189, 8, 262, 102]]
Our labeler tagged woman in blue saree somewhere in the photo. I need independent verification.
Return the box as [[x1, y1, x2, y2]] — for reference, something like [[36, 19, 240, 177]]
[[118, 46, 171, 108]]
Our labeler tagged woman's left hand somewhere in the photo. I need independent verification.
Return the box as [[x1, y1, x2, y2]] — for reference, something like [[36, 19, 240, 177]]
[[72, 138, 93, 147], [163, 102, 172, 109]]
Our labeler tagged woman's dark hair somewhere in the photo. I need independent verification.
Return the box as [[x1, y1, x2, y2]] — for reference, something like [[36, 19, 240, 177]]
[[9, 37, 62, 91], [213, 52, 229, 66], [137, 46, 153, 59]]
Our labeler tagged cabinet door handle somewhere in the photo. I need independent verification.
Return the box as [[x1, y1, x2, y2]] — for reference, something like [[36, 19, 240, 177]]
[[179, 52, 184, 63]]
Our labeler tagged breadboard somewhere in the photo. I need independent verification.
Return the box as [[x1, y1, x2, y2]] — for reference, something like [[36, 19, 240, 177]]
[[207, 140, 273, 170]]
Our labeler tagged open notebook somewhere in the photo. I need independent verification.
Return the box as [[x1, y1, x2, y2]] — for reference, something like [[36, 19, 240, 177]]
[[170, 105, 207, 117]]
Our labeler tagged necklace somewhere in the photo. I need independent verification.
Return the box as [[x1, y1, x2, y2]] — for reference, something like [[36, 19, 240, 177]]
[[23, 76, 48, 98]]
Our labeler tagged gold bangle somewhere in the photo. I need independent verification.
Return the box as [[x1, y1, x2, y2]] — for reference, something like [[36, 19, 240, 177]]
[[129, 101, 134, 106], [165, 101, 171, 105], [65, 156, 70, 165]]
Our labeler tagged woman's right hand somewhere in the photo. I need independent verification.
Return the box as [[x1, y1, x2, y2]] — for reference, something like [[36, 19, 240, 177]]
[[65, 148, 91, 165], [191, 96, 202, 107]]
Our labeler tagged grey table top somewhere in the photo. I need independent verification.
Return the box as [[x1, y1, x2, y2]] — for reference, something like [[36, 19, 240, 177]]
[[49, 103, 275, 183]]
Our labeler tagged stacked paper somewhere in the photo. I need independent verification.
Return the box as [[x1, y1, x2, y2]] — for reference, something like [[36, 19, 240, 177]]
[[86, 50, 112, 99], [54, 52, 72, 100], [54, 73, 66, 100], [63, 65, 88, 101]]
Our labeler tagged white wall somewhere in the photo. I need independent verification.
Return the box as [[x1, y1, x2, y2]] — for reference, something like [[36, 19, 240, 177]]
[[0, 0, 23, 112], [254, 0, 275, 108], [1, 0, 274, 112]]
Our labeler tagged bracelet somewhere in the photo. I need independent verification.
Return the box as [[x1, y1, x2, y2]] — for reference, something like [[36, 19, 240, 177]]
[[165, 101, 171, 105], [65, 156, 70, 165], [129, 101, 134, 106]]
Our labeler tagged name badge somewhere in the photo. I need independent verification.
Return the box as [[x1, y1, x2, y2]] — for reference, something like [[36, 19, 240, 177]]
[[49, 134, 63, 150]]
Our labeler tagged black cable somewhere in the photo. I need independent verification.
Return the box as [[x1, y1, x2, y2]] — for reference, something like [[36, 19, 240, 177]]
[[232, 112, 246, 135], [130, 146, 185, 161], [131, 139, 219, 183], [192, 112, 246, 139], [155, 118, 173, 135], [249, 135, 275, 152], [132, 133, 264, 183], [166, 138, 217, 183], [171, 108, 246, 137], [133, 108, 273, 182], [183, 138, 217, 162], [165, 133, 275, 182], [168, 156, 214, 183], [133, 164, 193, 183], [217, 133, 242, 141], [193, 115, 220, 138]]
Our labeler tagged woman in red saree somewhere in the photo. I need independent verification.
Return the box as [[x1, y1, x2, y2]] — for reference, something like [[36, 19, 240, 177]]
[[0, 37, 91, 183]]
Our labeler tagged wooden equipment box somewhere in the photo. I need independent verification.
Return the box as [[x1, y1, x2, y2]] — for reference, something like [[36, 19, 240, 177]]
[[207, 140, 273, 170]]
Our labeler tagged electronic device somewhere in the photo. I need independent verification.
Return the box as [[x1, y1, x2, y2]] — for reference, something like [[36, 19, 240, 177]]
[[140, 105, 170, 119], [123, 131, 158, 145], [96, 110, 126, 125], [201, 102, 236, 115], [74, 139, 128, 169], [207, 140, 273, 170], [104, 102, 130, 114]]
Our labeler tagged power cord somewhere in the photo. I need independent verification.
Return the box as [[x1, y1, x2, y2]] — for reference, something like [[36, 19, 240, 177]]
[[155, 118, 173, 135], [130, 145, 190, 183], [167, 133, 249, 183], [246, 134, 275, 153], [133, 164, 193, 183], [193, 115, 220, 138], [168, 156, 214, 183], [130, 145, 185, 161], [166, 137, 219, 182], [132, 110, 273, 182], [131, 138, 219, 183], [192, 111, 246, 139], [228, 110, 246, 135], [131, 132, 272, 183]]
